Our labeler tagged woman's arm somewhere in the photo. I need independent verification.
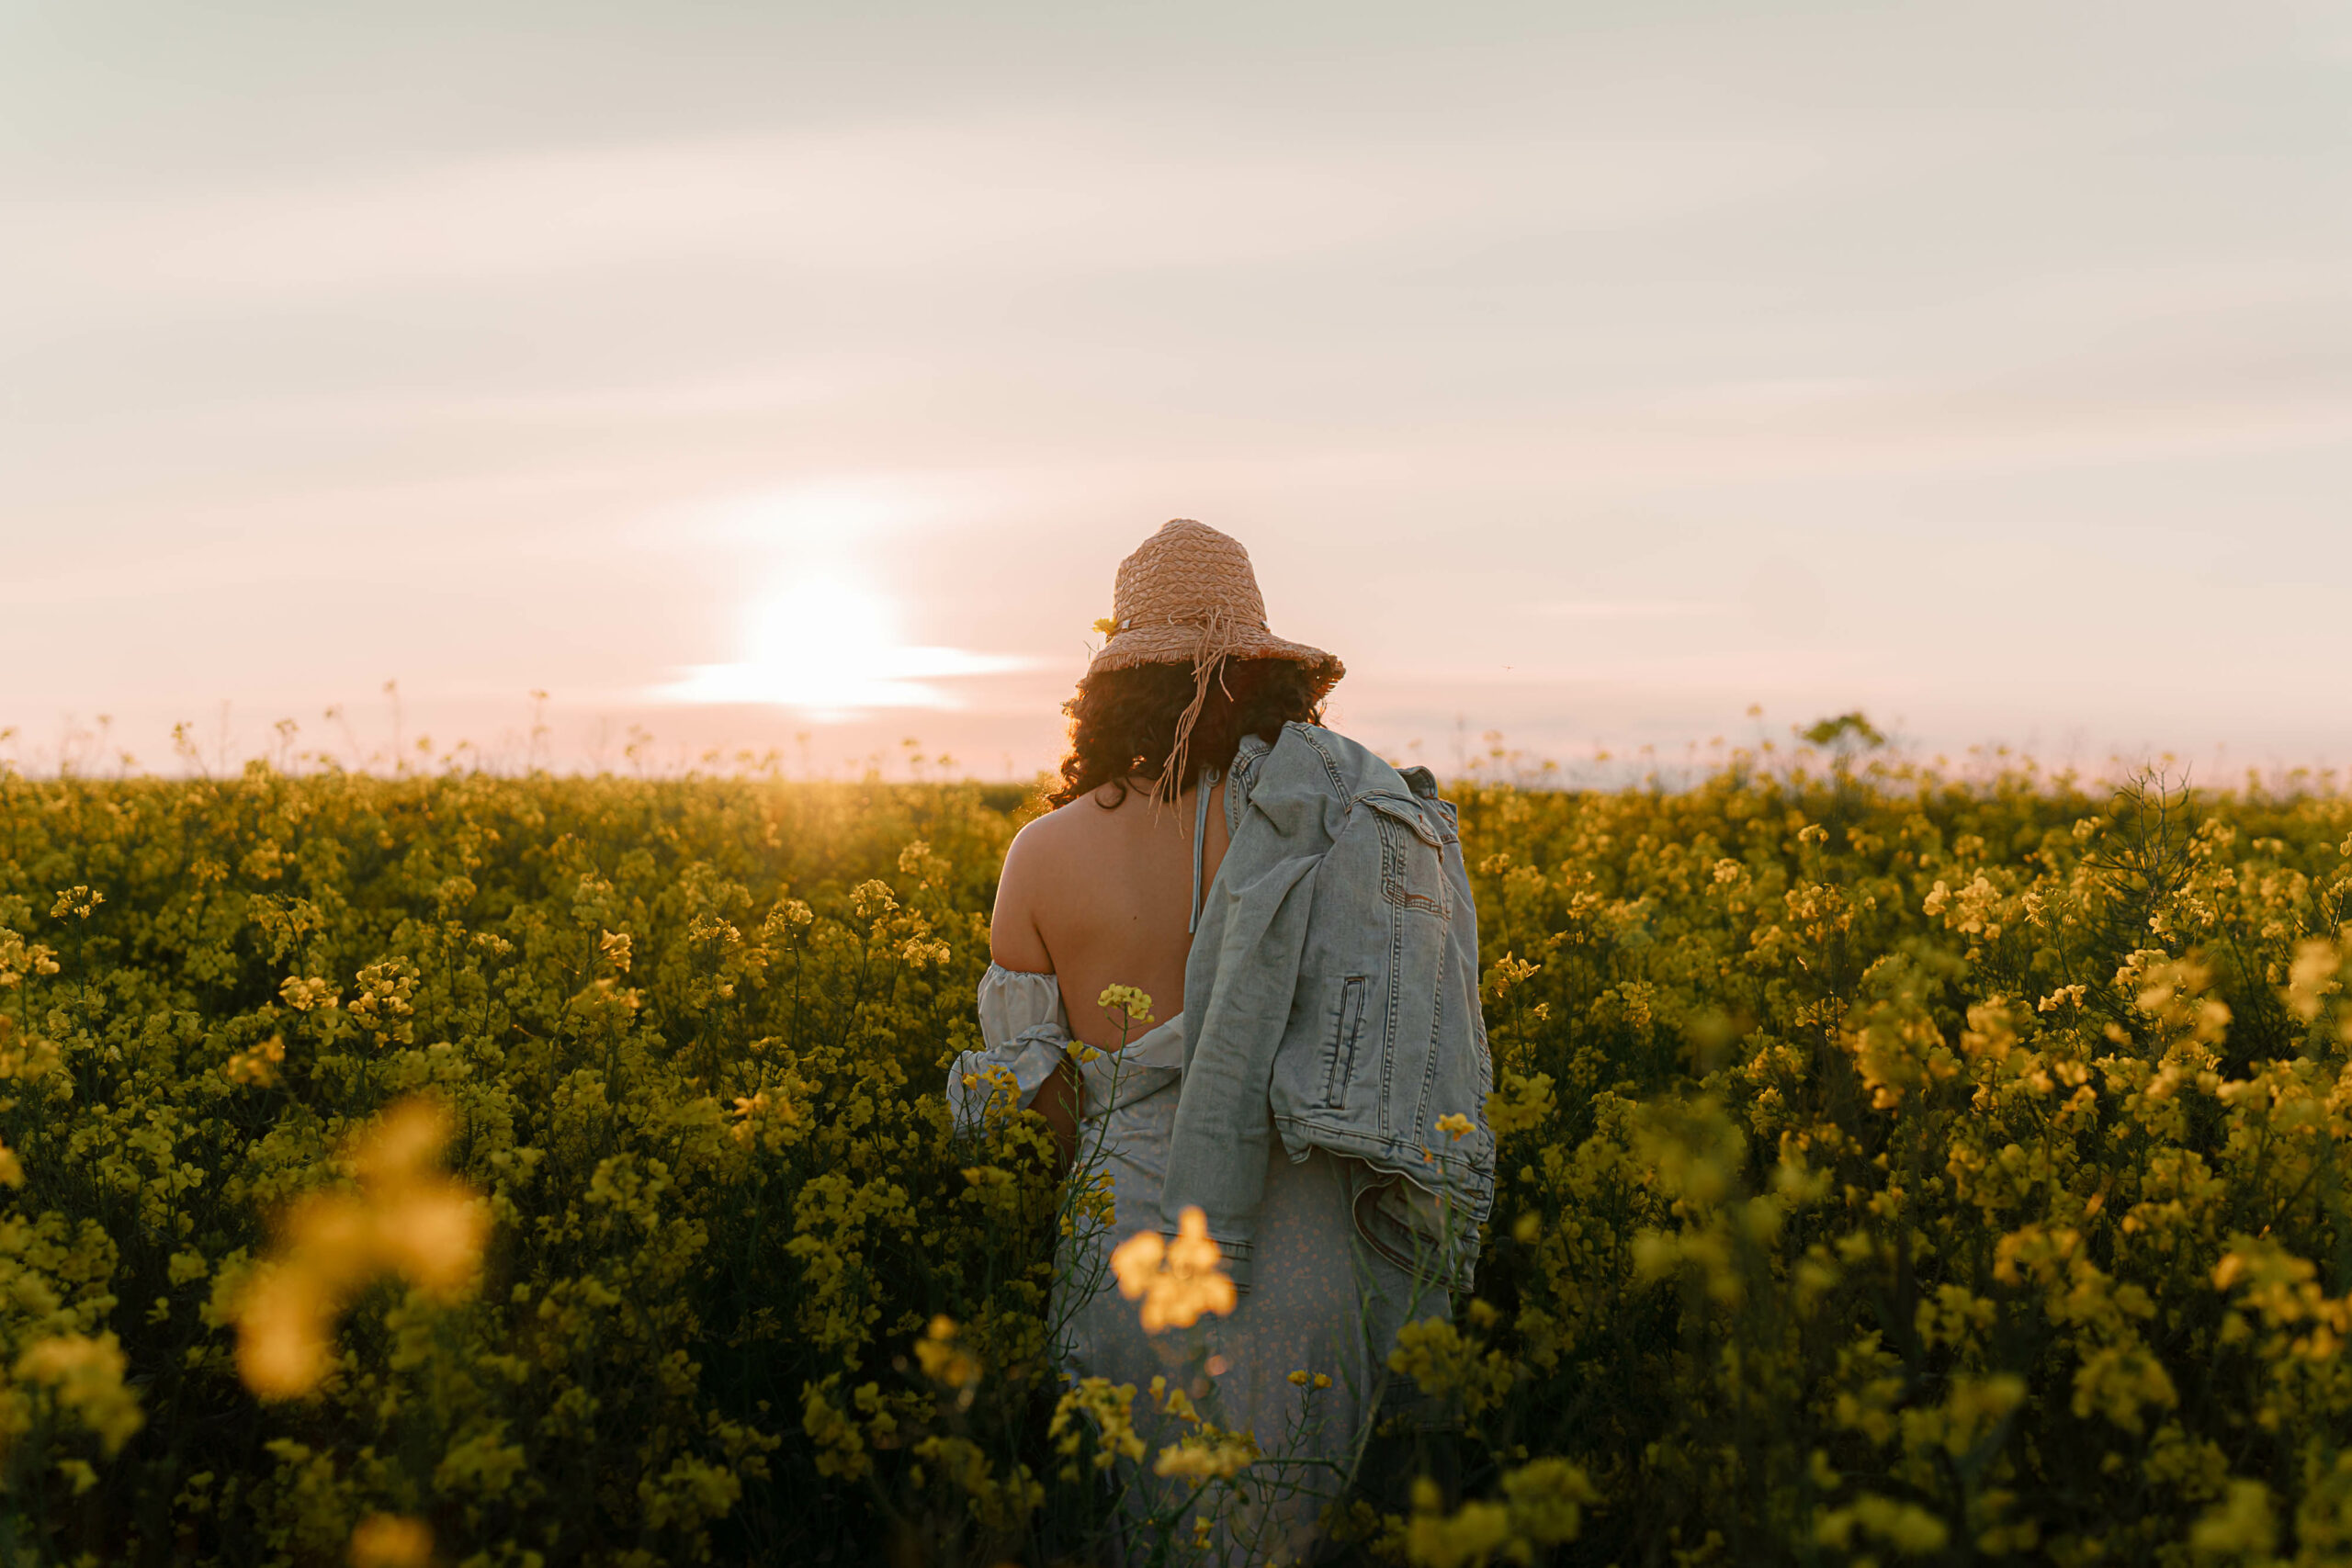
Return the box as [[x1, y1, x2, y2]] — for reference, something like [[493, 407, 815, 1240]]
[[990, 826, 1080, 1172]]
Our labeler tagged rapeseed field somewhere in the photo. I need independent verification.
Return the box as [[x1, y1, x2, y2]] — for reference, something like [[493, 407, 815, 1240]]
[[5, 746, 2352, 1566]]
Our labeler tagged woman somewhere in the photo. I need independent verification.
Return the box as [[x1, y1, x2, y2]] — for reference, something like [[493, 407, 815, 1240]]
[[949, 520, 1494, 1562]]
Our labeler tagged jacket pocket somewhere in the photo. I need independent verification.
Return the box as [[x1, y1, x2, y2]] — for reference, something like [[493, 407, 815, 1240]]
[[1362, 794, 1448, 918], [1324, 974, 1368, 1107]]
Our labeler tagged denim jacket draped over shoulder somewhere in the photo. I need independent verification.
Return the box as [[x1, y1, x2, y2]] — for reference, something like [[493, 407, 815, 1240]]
[[1159, 723, 1495, 1292]]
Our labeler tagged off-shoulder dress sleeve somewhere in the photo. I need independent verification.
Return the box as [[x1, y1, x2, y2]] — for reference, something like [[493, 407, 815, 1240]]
[[945, 964, 1072, 1136]]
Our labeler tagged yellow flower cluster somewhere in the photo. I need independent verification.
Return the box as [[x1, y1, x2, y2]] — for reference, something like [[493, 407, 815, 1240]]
[[1398, 1460, 1596, 1567], [9, 1332, 147, 1461], [1049, 1374, 1147, 1478], [728, 1079, 807, 1152]]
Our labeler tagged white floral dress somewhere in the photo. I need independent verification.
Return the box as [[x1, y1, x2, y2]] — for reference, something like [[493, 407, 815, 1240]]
[[950, 964, 1441, 1563]]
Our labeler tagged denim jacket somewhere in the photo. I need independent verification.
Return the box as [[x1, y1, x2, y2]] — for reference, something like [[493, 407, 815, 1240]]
[[1159, 723, 1494, 1292]]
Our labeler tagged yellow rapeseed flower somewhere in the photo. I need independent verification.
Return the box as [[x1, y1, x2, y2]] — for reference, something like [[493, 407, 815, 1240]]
[[729, 1086, 804, 1151], [224, 1033, 285, 1088], [49, 886, 104, 919], [277, 975, 337, 1011], [1097, 984, 1155, 1030], [12, 1333, 146, 1454]]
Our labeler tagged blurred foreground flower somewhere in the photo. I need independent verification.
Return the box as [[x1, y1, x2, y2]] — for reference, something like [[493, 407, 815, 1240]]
[[914, 1314, 983, 1392], [348, 1513, 434, 1568], [1154, 1430, 1257, 1482], [234, 1097, 489, 1400], [1109, 1206, 1236, 1333]]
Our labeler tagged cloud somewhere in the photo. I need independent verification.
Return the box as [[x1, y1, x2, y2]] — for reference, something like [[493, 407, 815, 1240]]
[[12, 118, 1826, 313], [1532, 599, 1718, 619]]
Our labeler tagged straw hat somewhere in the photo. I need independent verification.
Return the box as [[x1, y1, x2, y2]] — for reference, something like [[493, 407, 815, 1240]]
[[1088, 519, 1344, 794], [1089, 519, 1343, 686]]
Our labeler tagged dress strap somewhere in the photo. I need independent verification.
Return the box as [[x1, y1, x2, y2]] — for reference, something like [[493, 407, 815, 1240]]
[[1188, 767, 1217, 935]]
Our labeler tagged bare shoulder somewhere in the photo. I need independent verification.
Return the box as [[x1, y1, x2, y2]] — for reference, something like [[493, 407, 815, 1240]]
[[1004, 796, 1086, 874], [993, 795, 1109, 969], [1010, 785, 1133, 861]]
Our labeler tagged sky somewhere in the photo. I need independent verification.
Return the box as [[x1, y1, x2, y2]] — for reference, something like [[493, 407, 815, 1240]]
[[6, 1, 2349, 780]]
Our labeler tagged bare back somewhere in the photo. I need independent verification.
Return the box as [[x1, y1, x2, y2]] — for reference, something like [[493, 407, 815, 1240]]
[[990, 777, 1230, 1050]]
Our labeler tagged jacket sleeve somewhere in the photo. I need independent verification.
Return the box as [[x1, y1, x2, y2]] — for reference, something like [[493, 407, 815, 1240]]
[[1156, 785, 1328, 1292]]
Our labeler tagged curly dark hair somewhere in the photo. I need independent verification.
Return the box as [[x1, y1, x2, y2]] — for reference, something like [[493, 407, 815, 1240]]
[[1048, 659, 1328, 808]]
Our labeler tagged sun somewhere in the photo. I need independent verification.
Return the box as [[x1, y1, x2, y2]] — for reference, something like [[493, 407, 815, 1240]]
[[741, 575, 909, 711], [658, 571, 1034, 716]]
